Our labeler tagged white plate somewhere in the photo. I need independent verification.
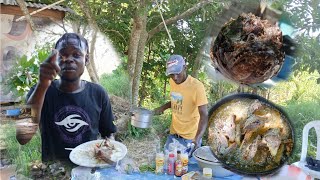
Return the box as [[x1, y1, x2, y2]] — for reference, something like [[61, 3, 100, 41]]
[[69, 139, 127, 167]]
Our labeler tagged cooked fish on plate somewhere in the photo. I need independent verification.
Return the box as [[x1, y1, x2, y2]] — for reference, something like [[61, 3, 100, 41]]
[[69, 139, 127, 167]]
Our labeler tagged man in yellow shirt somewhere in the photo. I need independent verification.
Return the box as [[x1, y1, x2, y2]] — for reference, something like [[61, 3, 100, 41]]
[[154, 55, 208, 151]]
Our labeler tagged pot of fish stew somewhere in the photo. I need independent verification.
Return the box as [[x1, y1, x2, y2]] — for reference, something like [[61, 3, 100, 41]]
[[207, 93, 294, 176]]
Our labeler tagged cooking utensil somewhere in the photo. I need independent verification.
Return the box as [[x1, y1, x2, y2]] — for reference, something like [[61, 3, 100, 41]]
[[130, 107, 153, 128], [207, 93, 294, 176]]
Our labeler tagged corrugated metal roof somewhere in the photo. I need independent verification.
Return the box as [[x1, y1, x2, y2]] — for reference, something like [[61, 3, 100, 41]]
[[0, 0, 74, 13]]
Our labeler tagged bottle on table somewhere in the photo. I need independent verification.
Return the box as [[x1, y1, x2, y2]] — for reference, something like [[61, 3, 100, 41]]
[[167, 153, 175, 175], [163, 150, 169, 174], [181, 152, 189, 175], [175, 150, 183, 177], [155, 151, 164, 174]]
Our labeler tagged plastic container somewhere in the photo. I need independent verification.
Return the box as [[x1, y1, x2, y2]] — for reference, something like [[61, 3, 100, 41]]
[[203, 167, 212, 178], [155, 152, 164, 174], [6, 108, 21, 116], [163, 150, 169, 173], [167, 153, 175, 175]]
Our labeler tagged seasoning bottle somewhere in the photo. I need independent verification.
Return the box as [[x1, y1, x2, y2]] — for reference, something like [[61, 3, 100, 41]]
[[174, 150, 183, 177], [155, 152, 164, 174], [167, 153, 175, 175], [181, 152, 189, 175]]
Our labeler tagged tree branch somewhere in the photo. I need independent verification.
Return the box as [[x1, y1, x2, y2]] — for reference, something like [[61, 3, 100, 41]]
[[49, 18, 68, 33], [76, 0, 100, 31], [148, 0, 213, 39], [104, 29, 127, 45], [16, 0, 36, 31]]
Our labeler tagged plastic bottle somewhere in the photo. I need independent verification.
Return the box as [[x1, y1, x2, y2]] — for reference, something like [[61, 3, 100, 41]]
[[174, 150, 183, 177], [163, 150, 169, 174], [181, 152, 189, 175], [167, 153, 175, 175], [155, 152, 164, 174]]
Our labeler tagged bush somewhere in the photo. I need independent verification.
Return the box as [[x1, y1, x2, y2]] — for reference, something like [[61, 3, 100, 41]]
[[284, 101, 320, 164], [100, 68, 130, 100], [3, 47, 50, 100]]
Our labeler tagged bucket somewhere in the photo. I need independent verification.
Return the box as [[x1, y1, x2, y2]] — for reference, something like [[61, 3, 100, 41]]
[[130, 108, 153, 128]]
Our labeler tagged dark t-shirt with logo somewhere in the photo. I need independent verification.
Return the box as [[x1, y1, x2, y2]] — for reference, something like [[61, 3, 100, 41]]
[[27, 80, 116, 161]]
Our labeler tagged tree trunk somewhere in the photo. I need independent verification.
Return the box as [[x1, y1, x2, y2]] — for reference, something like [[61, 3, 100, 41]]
[[71, 20, 81, 34], [138, 42, 152, 106], [191, 43, 206, 78], [192, 23, 216, 78], [132, 27, 148, 107], [16, 0, 36, 31], [87, 29, 99, 83], [76, 0, 100, 83], [127, 1, 148, 106], [163, 80, 167, 99]]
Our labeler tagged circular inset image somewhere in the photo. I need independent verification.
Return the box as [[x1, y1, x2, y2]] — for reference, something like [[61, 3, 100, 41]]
[[210, 13, 285, 84], [207, 93, 294, 175]]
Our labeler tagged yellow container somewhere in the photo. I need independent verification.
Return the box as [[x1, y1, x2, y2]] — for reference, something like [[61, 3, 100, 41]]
[[181, 153, 189, 174], [155, 152, 164, 174]]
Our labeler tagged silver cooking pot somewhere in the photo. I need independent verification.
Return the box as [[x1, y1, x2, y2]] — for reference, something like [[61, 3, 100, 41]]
[[130, 108, 154, 128]]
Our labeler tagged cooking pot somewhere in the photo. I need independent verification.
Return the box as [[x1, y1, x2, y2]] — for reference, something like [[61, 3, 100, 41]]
[[207, 93, 295, 176], [131, 108, 153, 128]]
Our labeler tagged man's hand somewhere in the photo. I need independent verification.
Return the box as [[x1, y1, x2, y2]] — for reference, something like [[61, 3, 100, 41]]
[[192, 138, 201, 149], [153, 107, 164, 115], [153, 101, 171, 115], [38, 49, 61, 88]]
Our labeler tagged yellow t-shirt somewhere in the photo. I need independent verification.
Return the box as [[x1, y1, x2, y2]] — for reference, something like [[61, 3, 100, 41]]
[[169, 75, 208, 139]]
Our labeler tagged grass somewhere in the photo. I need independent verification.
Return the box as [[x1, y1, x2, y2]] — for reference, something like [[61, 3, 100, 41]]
[[100, 70, 130, 100], [284, 100, 320, 164], [2, 122, 41, 176]]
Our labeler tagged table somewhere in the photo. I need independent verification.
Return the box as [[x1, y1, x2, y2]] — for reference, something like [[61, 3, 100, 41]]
[[71, 161, 314, 180], [71, 161, 243, 180]]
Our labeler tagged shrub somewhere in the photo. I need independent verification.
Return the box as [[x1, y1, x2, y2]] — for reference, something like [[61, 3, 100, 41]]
[[3, 47, 50, 100], [100, 68, 130, 100], [284, 101, 320, 164]]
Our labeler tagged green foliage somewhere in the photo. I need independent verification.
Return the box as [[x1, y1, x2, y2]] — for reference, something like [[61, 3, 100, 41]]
[[100, 66, 130, 100], [126, 122, 151, 139], [139, 164, 156, 173], [268, 70, 320, 163], [293, 36, 320, 74], [283, 0, 320, 74], [269, 71, 320, 105], [3, 123, 41, 176], [285, 0, 320, 36], [152, 114, 172, 147], [3, 47, 50, 100], [284, 101, 320, 164]]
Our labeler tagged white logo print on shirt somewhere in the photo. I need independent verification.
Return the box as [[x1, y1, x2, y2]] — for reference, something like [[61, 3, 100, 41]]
[[55, 114, 89, 132]]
